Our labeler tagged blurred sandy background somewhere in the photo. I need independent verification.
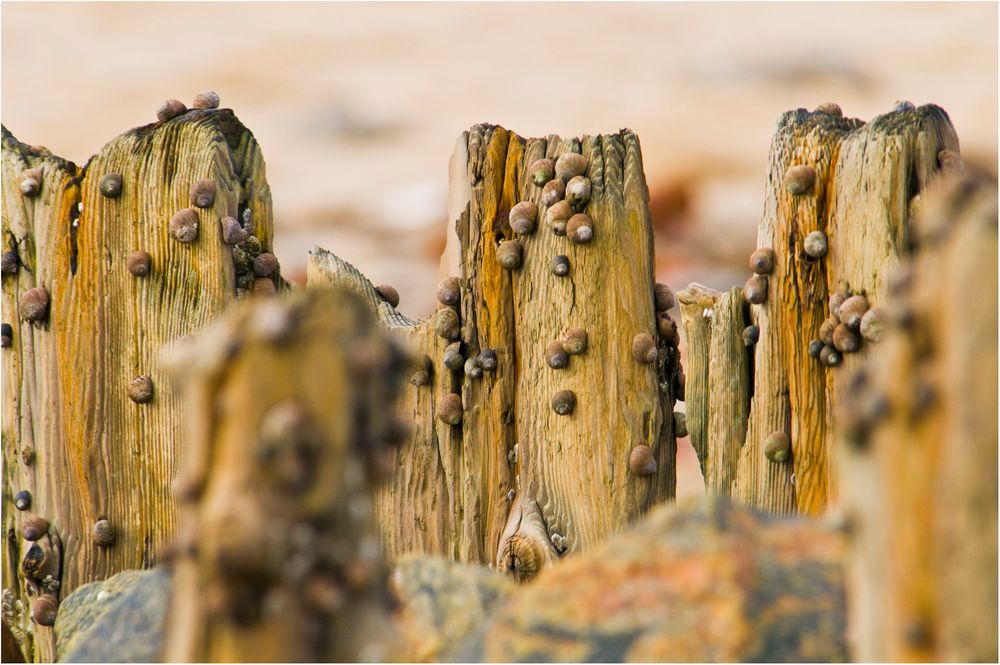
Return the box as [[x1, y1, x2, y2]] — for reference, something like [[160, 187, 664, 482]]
[[3, 2, 997, 498]]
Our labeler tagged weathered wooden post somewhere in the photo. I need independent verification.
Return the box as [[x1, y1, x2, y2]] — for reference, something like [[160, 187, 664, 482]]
[[839, 173, 997, 662], [162, 288, 402, 662], [678, 103, 960, 516], [1, 99, 279, 660], [309, 124, 682, 581]]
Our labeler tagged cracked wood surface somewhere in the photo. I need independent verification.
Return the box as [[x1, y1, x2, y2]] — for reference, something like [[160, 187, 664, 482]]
[[1, 109, 274, 661], [309, 124, 679, 581], [680, 104, 959, 516]]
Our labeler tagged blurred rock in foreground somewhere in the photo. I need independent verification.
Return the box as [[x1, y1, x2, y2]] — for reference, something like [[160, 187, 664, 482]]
[[448, 496, 847, 663], [390, 555, 516, 662], [55, 568, 170, 663]]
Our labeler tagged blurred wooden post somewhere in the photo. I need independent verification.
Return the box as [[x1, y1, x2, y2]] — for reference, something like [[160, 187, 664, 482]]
[[1, 109, 276, 660], [678, 104, 960, 516], [162, 288, 400, 662], [840, 174, 997, 661], [309, 124, 681, 582]]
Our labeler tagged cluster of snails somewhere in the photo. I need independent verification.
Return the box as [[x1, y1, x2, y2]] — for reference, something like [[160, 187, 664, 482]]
[[496, 151, 595, 276], [625, 282, 682, 478], [154, 90, 221, 122], [809, 291, 884, 367], [543, 326, 588, 416], [428, 276, 500, 426]]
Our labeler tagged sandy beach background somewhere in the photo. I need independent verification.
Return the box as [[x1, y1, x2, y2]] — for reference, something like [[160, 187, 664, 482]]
[[3, 2, 997, 497]]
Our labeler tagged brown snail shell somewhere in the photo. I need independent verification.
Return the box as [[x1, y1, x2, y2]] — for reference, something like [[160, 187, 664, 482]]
[[529, 158, 555, 186], [31, 595, 58, 626], [254, 253, 279, 278], [763, 432, 791, 463], [833, 324, 861, 353], [653, 283, 675, 311], [632, 333, 657, 364], [551, 389, 577, 415], [127, 375, 154, 404], [496, 241, 523, 270], [555, 153, 588, 181], [18, 168, 42, 197], [221, 216, 248, 245], [860, 307, 886, 343], [99, 173, 123, 198], [192, 90, 220, 110], [22, 516, 49, 541], [435, 308, 460, 341], [749, 248, 775, 275], [541, 179, 565, 206], [566, 213, 594, 244], [92, 519, 116, 547], [443, 342, 464, 371], [565, 176, 591, 208], [819, 317, 838, 345], [156, 99, 187, 122], [560, 327, 588, 355], [189, 180, 217, 208], [545, 341, 569, 369], [20, 287, 50, 322], [375, 283, 399, 308], [437, 393, 463, 425], [126, 251, 152, 277], [839, 295, 869, 329], [509, 201, 538, 236], [546, 200, 573, 235], [784, 165, 816, 195], [551, 255, 570, 276], [169, 208, 199, 243], [2, 251, 19, 275], [629, 445, 658, 476], [814, 102, 843, 116], [803, 230, 828, 259], [744, 275, 768, 305], [436, 277, 461, 307]]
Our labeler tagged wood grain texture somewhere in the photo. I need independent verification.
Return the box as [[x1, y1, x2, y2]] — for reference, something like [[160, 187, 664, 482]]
[[704, 287, 751, 495], [680, 104, 959, 517], [676, 284, 718, 476], [2, 109, 274, 660], [309, 125, 678, 581], [163, 288, 399, 662], [840, 174, 997, 662]]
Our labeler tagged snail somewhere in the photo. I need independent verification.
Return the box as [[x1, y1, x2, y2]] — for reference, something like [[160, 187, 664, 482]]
[[126, 251, 152, 277], [127, 375, 154, 404]]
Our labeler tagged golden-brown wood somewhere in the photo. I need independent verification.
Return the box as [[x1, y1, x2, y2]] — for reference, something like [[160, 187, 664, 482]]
[[309, 125, 679, 581], [163, 288, 399, 662], [679, 104, 959, 516], [841, 174, 997, 662], [1, 109, 275, 660]]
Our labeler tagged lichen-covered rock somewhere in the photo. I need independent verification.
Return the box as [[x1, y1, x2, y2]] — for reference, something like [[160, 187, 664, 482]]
[[390, 554, 516, 662], [55, 568, 170, 662], [448, 497, 847, 663]]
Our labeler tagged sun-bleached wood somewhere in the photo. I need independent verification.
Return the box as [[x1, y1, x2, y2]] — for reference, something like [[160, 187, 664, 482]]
[[163, 288, 399, 662], [1, 110, 274, 661], [309, 124, 679, 582], [840, 174, 997, 662], [679, 104, 959, 516]]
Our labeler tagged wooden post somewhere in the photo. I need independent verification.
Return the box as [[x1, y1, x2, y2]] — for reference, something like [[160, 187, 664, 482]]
[[840, 173, 997, 661], [678, 104, 960, 516], [1, 108, 277, 660], [162, 288, 401, 662], [309, 124, 680, 581]]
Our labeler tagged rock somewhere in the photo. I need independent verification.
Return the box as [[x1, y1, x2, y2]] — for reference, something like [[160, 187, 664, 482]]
[[55, 568, 170, 663], [448, 496, 847, 662], [391, 554, 516, 662]]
